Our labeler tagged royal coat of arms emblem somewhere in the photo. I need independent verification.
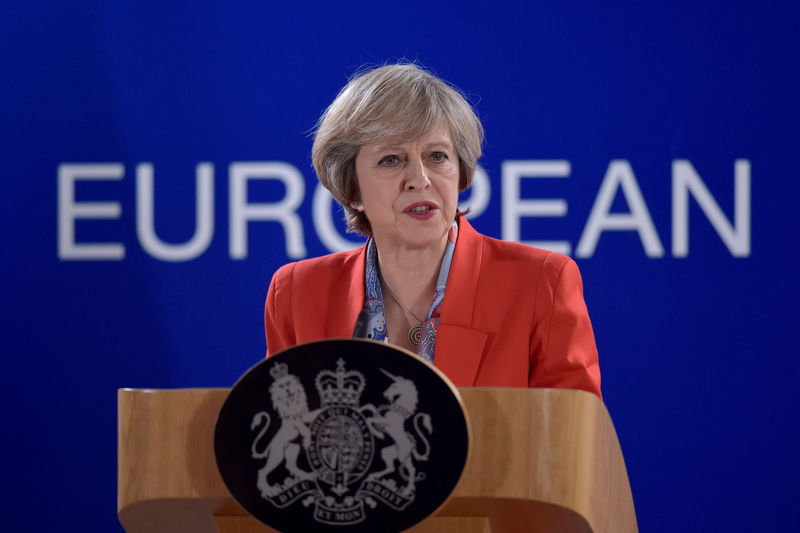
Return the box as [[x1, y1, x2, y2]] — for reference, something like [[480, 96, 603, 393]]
[[250, 358, 432, 525], [215, 339, 469, 533]]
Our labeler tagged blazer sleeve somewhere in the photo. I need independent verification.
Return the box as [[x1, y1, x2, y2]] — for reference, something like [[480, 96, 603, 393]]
[[529, 256, 602, 398], [264, 263, 297, 357]]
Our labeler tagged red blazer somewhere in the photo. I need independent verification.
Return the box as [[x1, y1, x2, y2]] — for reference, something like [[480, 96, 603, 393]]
[[265, 218, 602, 398]]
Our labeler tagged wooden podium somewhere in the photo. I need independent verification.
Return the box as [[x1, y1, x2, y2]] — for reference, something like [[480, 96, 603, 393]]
[[118, 387, 637, 533]]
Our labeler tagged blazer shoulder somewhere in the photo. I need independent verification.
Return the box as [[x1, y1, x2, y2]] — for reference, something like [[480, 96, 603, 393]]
[[273, 246, 365, 282], [478, 233, 573, 273]]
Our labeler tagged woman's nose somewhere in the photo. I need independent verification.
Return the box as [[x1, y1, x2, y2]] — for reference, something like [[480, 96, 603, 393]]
[[404, 158, 431, 190]]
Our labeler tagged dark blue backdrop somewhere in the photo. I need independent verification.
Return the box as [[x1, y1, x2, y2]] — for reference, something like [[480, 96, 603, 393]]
[[3, 2, 799, 532]]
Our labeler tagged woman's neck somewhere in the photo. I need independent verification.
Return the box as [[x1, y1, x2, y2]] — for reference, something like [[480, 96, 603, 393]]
[[375, 237, 446, 321]]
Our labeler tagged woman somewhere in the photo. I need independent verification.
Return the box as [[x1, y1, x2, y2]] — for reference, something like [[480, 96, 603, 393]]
[[265, 63, 601, 398]]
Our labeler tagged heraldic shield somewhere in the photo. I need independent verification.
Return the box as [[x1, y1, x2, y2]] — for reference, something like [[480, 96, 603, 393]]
[[214, 339, 470, 533]]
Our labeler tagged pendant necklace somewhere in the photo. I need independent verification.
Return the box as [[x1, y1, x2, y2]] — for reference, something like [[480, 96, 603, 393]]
[[380, 276, 425, 350]]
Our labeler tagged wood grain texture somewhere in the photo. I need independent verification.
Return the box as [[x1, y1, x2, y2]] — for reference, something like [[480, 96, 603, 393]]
[[118, 387, 637, 533]]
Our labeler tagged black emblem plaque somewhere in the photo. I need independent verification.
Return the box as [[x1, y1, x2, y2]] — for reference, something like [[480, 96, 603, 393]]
[[215, 339, 470, 533]]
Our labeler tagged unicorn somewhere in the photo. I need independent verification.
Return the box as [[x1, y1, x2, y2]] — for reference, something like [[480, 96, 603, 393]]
[[365, 369, 432, 496]]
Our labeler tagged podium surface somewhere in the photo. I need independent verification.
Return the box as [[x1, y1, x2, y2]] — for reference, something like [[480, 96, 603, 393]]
[[118, 387, 637, 533]]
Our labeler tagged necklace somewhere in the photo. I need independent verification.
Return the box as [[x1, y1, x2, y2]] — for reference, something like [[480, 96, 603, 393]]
[[380, 276, 425, 349]]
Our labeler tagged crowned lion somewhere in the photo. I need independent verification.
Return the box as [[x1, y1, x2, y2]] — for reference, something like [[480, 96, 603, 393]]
[[251, 364, 316, 498]]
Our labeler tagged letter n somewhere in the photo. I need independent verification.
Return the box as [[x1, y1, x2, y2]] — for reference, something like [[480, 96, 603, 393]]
[[672, 160, 751, 257]]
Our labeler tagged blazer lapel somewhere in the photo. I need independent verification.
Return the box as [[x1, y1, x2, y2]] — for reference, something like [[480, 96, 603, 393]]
[[435, 218, 488, 386], [328, 246, 368, 338]]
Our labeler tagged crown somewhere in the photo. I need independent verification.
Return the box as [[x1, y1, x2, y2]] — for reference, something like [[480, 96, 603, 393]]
[[315, 358, 365, 407], [269, 362, 289, 381]]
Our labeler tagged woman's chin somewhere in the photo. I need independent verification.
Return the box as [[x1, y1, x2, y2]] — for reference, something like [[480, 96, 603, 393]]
[[397, 228, 450, 252], [373, 217, 452, 253]]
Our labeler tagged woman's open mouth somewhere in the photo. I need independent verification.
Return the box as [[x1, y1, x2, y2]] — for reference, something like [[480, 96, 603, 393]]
[[404, 203, 438, 219]]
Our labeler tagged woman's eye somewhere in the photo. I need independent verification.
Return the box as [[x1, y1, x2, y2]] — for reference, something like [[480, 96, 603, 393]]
[[431, 151, 448, 161], [379, 155, 400, 166]]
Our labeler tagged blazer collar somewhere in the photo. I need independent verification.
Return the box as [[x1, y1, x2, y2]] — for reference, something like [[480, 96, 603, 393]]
[[330, 244, 368, 338], [434, 218, 488, 386]]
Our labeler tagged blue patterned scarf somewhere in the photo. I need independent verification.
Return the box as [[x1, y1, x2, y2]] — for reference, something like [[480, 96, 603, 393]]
[[362, 222, 458, 363]]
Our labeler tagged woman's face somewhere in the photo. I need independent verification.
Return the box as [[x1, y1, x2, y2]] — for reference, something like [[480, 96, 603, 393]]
[[354, 125, 460, 254]]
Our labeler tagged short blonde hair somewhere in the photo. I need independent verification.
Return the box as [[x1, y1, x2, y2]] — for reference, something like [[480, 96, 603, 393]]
[[312, 63, 484, 235]]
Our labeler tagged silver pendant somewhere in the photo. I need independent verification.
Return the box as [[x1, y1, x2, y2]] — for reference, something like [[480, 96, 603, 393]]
[[408, 324, 423, 349]]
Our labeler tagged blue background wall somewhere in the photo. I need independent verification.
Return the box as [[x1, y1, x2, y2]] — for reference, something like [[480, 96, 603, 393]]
[[2, 1, 799, 531]]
